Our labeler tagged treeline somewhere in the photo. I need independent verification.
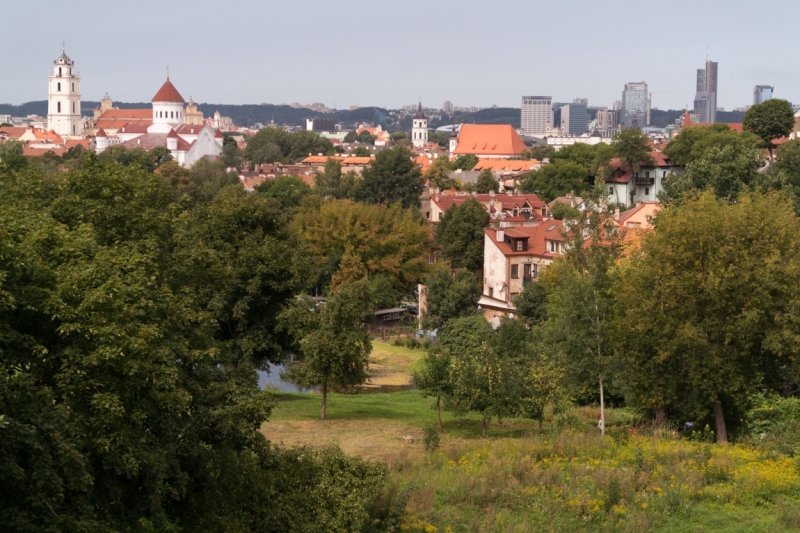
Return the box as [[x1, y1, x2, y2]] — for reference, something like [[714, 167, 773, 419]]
[[0, 141, 441, 530]]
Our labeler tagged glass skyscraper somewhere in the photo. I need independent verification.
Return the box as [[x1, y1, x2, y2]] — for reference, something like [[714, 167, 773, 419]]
[[621, 82, 648, 129], [753, 85, 774, 105], [693, 60, 718, 123]]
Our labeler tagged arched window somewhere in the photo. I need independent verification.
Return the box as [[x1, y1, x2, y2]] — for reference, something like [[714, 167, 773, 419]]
[[72, 102, 75, 113], [73, 125, 75, 134], [58, 67, 62, 76], [170, 111, 174, 119], [57, 102, 61, 112], [57, 82, 61, 91], [72, 83, 74, 91]]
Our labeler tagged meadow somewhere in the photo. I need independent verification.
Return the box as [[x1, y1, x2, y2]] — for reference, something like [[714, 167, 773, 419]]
[[261, 341, 800, 532]]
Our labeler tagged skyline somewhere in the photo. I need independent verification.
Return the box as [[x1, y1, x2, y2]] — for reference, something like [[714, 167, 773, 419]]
[[2, 0, 798, 112]]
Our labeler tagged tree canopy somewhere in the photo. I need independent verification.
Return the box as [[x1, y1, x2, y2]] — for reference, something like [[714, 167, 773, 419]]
[[744, 99, 795, 162], [434, 197, 490, 271], [353, 146, 424, 208]]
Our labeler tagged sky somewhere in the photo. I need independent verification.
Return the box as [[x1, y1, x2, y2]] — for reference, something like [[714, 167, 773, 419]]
[[2, 0, 798, 112]]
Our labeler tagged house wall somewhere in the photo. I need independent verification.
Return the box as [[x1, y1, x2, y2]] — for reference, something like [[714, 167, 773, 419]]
[[184, 127, 223, 168], [483, 235, 510, 303]]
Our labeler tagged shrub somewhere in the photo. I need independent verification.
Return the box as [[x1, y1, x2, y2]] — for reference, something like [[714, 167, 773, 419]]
[[423, 426, 440, 452]]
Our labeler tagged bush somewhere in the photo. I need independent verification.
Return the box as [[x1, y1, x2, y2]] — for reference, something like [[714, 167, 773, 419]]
[[405, 337, 420, 350], [423, 426, 440, 452]]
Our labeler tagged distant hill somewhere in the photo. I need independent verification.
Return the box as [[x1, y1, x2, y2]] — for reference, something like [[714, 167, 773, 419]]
[[0, 101, 151, 119]]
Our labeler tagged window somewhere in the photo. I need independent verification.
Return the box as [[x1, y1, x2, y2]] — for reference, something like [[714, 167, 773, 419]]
[[511, 265, 518, 279], [515, 240, 524, 251], [438, 212, 443, 221], [57, 82, 61, 91], [72, 83, 74, 91], [609, 186, 614, 194], [645, 171, 650, 178], [57, 102, 61, 112], [425, 211, 430, 219], [488, 287, 494, 298], [72, 102, 75, 113], [549, 240, 555, 253], [645, 187, 649, 195], [171, 111, 174, 119], [58, 67, 62, 76], [523, 263, 532, 282]]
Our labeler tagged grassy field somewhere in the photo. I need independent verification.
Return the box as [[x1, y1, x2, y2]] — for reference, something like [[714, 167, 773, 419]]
[[261, 344, 800, 531], [364, 339, 426, 387]]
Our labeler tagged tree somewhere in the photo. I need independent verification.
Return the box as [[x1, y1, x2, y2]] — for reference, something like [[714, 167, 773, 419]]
[[519, 160, 589, 202], [776, 139, 800, 183], [663, 123, 760, 166], [0, 140, 28, 171], [352, 146, 371, 157], [439, 315, 494, 355], [413, 348, 453, 430], [424, 156, 456, 190], [513, 351, 564, 432], [744, 98, 795, 164], [184, 157, 241, 203], [293, 199, 430, 294], [512, 281, 548, 327], [474, 169, 499, 193], [449, 343, 511, 437], [390, 131, 407, 143], [612, 191, 800, 443], [660, 144, 763, 204], [246, 127, 334, 164], [434, 197, 490, 271], [612, 128, 653, 174], [421, 268, 481, 330], [314, 158, 357, 199], [549, 142, 615, 177], [281, 280, 374, 420], [541, 200, 623, 437], [255, 174, 312, 211], [451, 154, 479, 171], [549, 201, 581, 220], [525, 145, 555, 161], [353, 146, 424, 208], [221, 137, 243, 168]]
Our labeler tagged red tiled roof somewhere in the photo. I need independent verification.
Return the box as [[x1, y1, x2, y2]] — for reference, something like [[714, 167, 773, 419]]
[[471, 158, 540, 172], [433, 193, 546, 213], [65, 139, 91, 148], [151, 78, 185, 103], [117, 123, 150, 134], [175, 124, 205, 135], [95, 109, 152, 130], [485, 221, 565, 258], [0, 126, 29, 139], [23, 146, 66, 157], [119, 133, 193, 151], [453, 125, 527, 156], [605, 152, 677, 184], [300, 155, 373, 166], [96, 128, 107, 138]]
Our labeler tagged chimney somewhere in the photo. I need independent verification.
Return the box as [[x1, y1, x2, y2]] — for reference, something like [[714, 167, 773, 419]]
[[489, 190, 495, 197], [496, 230, 505, 242]]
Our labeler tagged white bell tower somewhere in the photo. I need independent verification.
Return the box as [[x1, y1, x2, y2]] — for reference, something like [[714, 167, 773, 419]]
[[47, 45, 83, 137], [412, 101, 428, 148]]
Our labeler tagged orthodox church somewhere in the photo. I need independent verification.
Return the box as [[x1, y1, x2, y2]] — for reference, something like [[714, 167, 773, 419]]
[[94, 75, 222, 167]]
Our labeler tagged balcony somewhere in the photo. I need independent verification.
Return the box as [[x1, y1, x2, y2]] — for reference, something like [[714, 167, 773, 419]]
[[634, 176, 654, 185]]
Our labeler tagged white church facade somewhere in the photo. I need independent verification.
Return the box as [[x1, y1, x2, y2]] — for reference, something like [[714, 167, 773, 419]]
[[47, 48, 83, 138], [94, 75, 223, 167]]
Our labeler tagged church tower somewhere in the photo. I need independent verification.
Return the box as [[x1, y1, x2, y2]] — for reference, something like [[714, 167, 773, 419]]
[[412, 102, 428, 148], [47, 46, 83, 137], [149, 74, 185, 133]]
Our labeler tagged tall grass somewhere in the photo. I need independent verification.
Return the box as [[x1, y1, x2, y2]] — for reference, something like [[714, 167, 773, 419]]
[[382, 428, 800, 532]]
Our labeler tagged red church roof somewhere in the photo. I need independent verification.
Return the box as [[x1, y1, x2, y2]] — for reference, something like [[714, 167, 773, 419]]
[[151, 78, 185, 103], [452, 124, 527, 157]]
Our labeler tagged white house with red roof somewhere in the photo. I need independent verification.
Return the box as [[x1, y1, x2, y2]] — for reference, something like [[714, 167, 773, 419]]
[[94, 76, 222, 167], [480, 222, 565, 319], [605, 151, 684, 206]]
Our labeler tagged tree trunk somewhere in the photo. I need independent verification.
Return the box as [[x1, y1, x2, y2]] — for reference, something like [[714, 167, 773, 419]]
[[321, 382, 327, 421], [436, 395, 442, 431], [599, 375, 606, 437], [655, 408, 667, 427], [482, 417, 487, 438], [713, 401, 727, 443]]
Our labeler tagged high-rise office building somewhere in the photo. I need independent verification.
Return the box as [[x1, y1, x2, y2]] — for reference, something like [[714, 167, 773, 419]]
[[521, 95, 552, 136], [621, 82, 648, 129], [693, 60, 718, 123], [753, 85, 774, 105], [553, 102, 590, 134], [442, 101, 454, 113]]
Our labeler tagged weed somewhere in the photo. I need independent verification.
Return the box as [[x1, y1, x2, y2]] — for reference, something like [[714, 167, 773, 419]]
[[423, 426, 440, 452]]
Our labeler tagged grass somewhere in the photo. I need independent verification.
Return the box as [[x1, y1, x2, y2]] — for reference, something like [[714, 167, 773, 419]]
[[364, 339, 426, 387], [262, 389, 800, 532]]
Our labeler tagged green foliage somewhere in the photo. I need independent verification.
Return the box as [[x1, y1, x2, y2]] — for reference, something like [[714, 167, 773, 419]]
[[613, 191, 800, 442], [512, 281, 548, 327], [352, 146, 371, 157], [660, 145, 763, 203], [0, 140, 28, 171], [246, 127, 334, 164], [423, 426, 440, 452], [420, 269, 481, 331], [744, 98, 795, 158], [474, 169, 499, 193], [353, 146, 424, 208], [439, 315, 494, 355], [776, 139, 800, 185], [281, 280, 375, 418], [663, 123, 760, 166], [313, 158, 357, 199], [344, 130, 376, 144], [423, 157, 456, 190], [549, 200, 581, 220], [427, 131, 449, 147], [524, 145, 555, 161], [369, 274, 400, 309], [434, 197, 490, 271], [220, 137, 243, 168], [0, 159, 380, 531], [519, 160, 589, 201], [612, 128, 653, 173], [450, 154, 479, 171], [293, 199, 430, 294], [96, 145, 173, 172], [256, 174, 312, 211], [181, 157, 241, 203]]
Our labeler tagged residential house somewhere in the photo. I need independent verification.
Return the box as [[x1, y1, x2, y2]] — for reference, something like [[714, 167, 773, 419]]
[[299, 155, 374, 175], [480, 222, 565, 319], [427, 191, 548, 224], [605, 152, 684, 207]]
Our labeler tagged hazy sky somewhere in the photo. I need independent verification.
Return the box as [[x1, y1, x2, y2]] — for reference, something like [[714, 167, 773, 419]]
[[2, 0, 798, 111]]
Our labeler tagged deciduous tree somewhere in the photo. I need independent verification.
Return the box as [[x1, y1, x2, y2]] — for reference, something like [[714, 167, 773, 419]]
[[744, 98, 795, 164], [421, 268, 481, 330], [434, 197, 490, 271], [353, 145, 424, 208]]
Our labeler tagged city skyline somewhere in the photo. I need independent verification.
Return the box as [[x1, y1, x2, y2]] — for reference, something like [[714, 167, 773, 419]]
[[1, 0, 798, 111]]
